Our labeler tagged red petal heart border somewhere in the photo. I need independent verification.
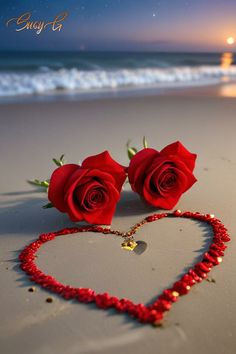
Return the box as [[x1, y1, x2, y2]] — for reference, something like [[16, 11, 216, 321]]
[[19, 210, 230, 326]]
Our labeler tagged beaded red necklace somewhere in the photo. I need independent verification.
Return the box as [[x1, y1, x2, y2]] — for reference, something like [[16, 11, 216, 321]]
[[19, 210, 230, 327]]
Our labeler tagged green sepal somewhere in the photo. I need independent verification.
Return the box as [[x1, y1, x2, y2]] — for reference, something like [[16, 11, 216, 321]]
[[127, 147, 137, 160], [126, 139, 138, 160], [52, 154, 65, 167], [143, 136, 148, 148], [42, 202, 54, 209], [28, 179, 50, 188]]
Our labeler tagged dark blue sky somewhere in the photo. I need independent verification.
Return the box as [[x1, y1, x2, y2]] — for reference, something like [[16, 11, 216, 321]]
[[1, 0, 236, 52]]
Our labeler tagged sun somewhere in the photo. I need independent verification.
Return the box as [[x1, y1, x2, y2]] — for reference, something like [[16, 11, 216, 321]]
[[227, 37, 235, 45]]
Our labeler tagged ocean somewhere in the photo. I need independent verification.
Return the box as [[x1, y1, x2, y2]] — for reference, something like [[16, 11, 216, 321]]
[[0, 51, 236, 99]]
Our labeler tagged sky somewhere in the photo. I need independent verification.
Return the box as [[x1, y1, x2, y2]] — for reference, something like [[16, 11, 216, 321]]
[[1, 0, 236, 52]]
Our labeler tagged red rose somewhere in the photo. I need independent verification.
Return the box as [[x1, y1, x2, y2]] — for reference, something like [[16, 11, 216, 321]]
[[128, 141, 197, 209], [48, 151, 126, 225]]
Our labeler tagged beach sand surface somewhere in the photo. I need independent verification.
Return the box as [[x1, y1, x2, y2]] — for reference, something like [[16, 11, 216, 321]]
[[0, 90, 236, 354]]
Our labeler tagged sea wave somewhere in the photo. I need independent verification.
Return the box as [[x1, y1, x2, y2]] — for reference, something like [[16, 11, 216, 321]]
[[1, 65, 236, 97]]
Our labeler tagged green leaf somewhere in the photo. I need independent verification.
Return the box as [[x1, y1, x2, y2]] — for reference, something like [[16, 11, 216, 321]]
[[143, 136, 148, 148], [42, 202, 54, 209]]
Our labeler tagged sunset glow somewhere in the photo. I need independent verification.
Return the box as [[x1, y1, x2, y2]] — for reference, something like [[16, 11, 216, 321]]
[[227, 37, 235, 45]]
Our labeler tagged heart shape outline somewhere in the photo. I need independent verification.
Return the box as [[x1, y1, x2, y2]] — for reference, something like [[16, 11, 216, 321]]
[[19, 210, 230, 326]]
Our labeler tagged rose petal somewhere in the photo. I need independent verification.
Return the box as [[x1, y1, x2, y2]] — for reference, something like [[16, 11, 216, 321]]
[[75, 180, 107, 211], [64, 171, 93, 221], [128, 148, 159, 192], [143, 166, 183, 207], [86, 189, 107, 208], [143, 158, 197, 208], [82, 151, 127, 191], [160, 141, 197, 172], [148, 155, 197, 191], [48, 164, 79, 212], [80, 180, 120, 225], [158, 171, 177, 191], [152, 162, 179, 195], [64, 170, 120, 223], [84, 169, 117, 185]]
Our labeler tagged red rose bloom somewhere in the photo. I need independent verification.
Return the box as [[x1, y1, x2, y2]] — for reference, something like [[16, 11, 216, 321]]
[[48, 151, 126, 225], [128, 141, 197, 209]]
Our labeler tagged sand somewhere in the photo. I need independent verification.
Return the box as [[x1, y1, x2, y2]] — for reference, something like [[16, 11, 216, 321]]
[[0, 89, 236, 354]]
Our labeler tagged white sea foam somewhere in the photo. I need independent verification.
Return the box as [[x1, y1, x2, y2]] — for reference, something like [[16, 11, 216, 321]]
[[1, 65, 236, 97]]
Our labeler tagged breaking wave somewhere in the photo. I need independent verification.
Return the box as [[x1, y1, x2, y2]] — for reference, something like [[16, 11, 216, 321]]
[[1, 65, 236, 97]]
